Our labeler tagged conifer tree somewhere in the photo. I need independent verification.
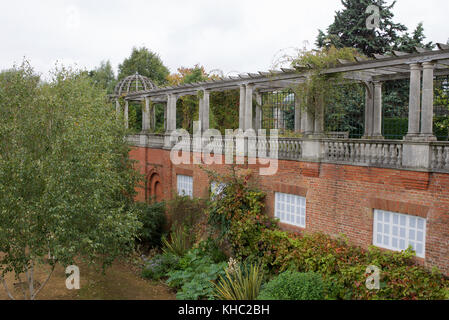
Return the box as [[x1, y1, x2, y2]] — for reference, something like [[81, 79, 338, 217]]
[[316, 0, 432, 56]]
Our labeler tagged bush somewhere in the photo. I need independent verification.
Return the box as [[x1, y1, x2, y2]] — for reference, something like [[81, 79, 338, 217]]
[[258, 271, 325, 300], [255, 230, 449, 300], [135, 201, 166, 248], [142, 253, 179, 281], [162, 227, 193, 257], [206, 167, 277, 260], [204, 168, 449, 300], [214, 260, 265, 300], [166, 247, 227, 300], [167, 195, 207, 234]]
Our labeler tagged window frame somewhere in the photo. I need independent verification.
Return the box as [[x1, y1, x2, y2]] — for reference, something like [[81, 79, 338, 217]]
[[274, 192, 307, 228], [373, 209, 427, 258], [177, 175, 193, 198]]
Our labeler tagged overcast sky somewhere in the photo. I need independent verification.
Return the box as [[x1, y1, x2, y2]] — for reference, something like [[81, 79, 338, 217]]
[[1, 0, 448, 77]]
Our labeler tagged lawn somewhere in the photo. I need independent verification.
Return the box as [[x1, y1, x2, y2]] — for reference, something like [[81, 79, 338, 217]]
[[0, 258, 175, 300]]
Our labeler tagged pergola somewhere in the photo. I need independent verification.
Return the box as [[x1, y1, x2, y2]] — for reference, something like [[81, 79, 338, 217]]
[[115, 43, 449, 142]]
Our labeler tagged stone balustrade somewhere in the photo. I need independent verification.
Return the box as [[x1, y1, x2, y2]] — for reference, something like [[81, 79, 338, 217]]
[[127, 133, 449, 173], [323, 139, 403, 168], [431, 143, 449, 171]]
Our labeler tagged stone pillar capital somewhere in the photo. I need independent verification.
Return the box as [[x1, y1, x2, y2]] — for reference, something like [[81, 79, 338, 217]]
[[422, 61, 435, 69], [409, 63, 422, 70]]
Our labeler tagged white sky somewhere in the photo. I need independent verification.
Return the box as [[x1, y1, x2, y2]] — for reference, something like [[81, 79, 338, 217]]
[[0, 0, 448, 77]]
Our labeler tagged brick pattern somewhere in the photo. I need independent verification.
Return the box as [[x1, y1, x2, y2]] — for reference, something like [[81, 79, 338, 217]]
[[129, 147, 449, 275]]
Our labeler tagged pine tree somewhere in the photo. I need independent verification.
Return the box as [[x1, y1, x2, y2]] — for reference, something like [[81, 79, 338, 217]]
[[316, 0, 408, 56]]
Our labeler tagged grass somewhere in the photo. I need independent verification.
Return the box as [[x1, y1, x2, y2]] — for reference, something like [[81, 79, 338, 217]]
[[0, 258, 176, 300]]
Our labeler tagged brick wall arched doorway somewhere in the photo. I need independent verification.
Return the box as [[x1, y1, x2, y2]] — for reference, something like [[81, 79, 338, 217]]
[[147, 172, 163, 203]]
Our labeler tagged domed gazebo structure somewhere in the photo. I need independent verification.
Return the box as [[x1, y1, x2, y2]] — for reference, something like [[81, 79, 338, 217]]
[[113, 72, 158, 131], [114, 72, 158, 97]]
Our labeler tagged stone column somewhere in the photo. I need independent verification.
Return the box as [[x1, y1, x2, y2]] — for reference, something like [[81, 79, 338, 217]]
[[166, 94, 177, 133], [372, 81, 383, 139], [142, 97, 150, 132], [239, 85, 246, 130], [294, 94, 301, 132], [163, 101, 167, 131], [244, 84, 254, 130], [124, 100, 129, 129], [405, 63, 422, 140], [303, 98, 314, 136], [363, 83, 373, 138], [151, 101, 156, 131], [255, 92, 262, 130], [314, 94, 324, 135], [199, 90, 210, 132], [421, 62, 436, 140]]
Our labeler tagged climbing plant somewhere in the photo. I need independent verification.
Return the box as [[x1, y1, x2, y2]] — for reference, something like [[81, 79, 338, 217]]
[[290, 46, 363, 132]]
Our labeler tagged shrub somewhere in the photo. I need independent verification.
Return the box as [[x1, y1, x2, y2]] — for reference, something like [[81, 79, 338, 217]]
[[255, 230, 449, 300], [258, 271, 325, 300], [197, 238, 228, 264], [206, 167, 277, 259], [166, 247, 227, 300], [204, 168, 449, 300], [214, 260, 265, 300], [162, 227, 193, 257], [142, 253, 179, 280], [135, 201, 166, 248], [167, 196, 207, 235]]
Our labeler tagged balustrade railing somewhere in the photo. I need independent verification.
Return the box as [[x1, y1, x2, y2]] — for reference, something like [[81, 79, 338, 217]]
[[127, 134, 449, 173], [431, 143, 449, 170], [323, 139, 403, 167]]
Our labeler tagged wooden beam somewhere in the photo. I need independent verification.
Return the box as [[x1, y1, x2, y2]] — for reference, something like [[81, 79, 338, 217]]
[[415, 47, 431, 53], [392, 51, 409, 57], [437, 43, 449, 50]]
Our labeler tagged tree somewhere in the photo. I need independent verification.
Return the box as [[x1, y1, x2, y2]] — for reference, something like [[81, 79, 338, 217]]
[[0, 62, 141, 300], [398, 22, 434, 53], [315, 0, 435, 139], [167, 65, 240, 134], [88, 60, 117, 94], [317, 0, 409, 56], [118, 47, 170, 86], [168, 65, 209, 132]]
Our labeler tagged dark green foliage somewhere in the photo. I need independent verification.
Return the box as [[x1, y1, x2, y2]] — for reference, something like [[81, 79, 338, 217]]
[[316, 0, 432, 56], [382, 117, 449, 141], [326, 83, 365, 138], [166, 247, 227, 300], [142, 253, 179, 280], [135, 201, 166, 248], [258, 271, 325, 300], [383, 118, 408, 140], [118, 47, 170, 86], [197, 238, 228, 264]]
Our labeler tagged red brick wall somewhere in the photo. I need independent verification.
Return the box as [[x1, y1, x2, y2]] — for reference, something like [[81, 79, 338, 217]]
[[129, 146, 449, 275]]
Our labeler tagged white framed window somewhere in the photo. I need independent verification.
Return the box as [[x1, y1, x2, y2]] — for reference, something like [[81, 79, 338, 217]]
[[177, 175, 193, 198], [275, 192, 306, 228], [373, 210, 426, 258]]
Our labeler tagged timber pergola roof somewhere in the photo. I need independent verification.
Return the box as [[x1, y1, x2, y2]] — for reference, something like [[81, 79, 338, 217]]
[[124, 43, 449, 102]]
